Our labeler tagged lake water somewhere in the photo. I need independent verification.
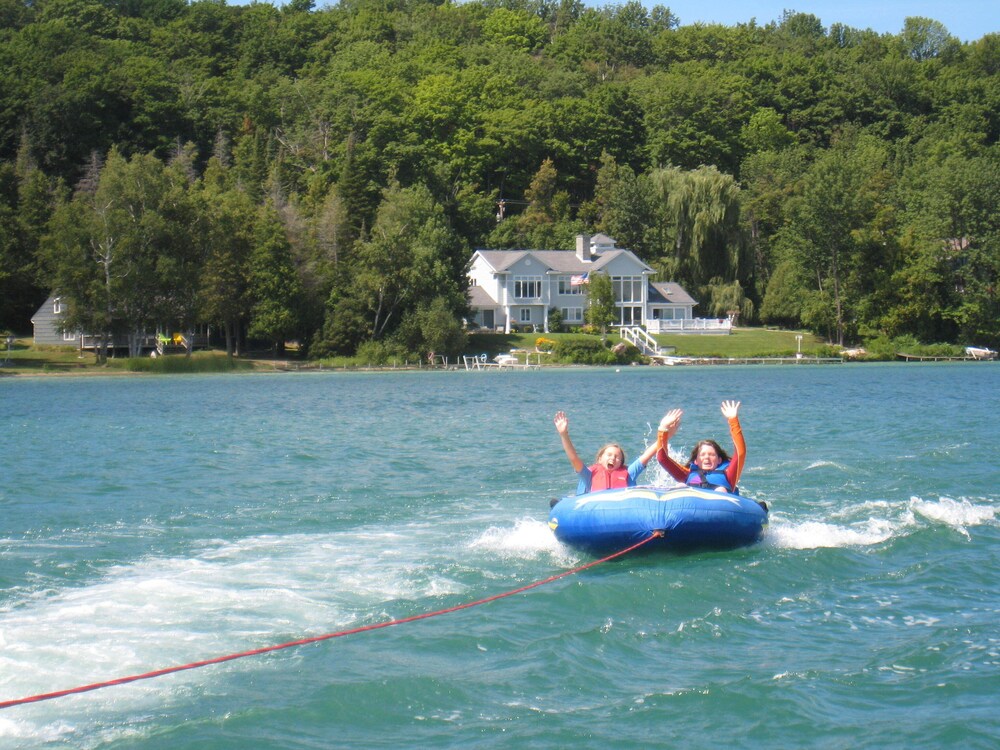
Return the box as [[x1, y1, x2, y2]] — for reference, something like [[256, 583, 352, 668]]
[[1, 364, 998, 749]]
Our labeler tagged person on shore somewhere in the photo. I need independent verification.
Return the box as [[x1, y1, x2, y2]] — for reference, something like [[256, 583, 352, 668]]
[[553, 410, 664, 495], [656, 400, 745, 494]]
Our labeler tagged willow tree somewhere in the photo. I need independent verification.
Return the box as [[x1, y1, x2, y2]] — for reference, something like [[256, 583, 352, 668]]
[[651, 165, 746, 303]]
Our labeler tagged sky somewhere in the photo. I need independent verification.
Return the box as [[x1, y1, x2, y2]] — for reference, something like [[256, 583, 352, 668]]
[[659, 0, 998, 43], [240, 0, 999, 44]]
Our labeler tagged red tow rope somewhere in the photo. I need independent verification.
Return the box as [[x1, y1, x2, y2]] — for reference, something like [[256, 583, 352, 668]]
[[0, 533, 660, 710]]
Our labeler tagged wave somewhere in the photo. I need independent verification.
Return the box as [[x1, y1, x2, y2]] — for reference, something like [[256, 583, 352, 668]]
[[765, 495, 996, 550], [802, 460, 854, 472], [469, 518, 578, 566], [908, 496, 997, 539]]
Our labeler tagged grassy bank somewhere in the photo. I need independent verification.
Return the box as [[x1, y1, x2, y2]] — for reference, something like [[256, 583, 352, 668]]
[[1, 329, 972, 376], [0, 339, 253, 376], [465, 328, 830, 360]]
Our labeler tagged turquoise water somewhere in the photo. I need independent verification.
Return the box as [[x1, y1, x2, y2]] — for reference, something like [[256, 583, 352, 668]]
[[1, 364, 998, 749]]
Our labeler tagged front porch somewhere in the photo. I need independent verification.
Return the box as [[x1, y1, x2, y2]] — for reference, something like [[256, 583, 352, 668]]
[[646, 318, 732, 334], [78, 331, 211, 355]]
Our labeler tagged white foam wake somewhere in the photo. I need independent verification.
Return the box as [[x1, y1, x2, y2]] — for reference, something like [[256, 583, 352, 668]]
[[0, 528, 468, 737], [763, 495, 996, 549], [469, 517, 578, 566]]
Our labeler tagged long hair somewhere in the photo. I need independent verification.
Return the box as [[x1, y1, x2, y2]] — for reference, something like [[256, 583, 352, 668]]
[[688, 439, 729, 466]]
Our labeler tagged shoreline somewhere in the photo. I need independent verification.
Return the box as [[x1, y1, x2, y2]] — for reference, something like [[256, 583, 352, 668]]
[[4, 356, 996, 380]]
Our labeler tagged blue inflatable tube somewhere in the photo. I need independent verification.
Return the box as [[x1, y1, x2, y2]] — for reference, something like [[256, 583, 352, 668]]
[[548, 485, 768, 553]]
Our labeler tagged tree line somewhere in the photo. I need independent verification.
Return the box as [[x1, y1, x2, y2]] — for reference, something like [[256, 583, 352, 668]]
[[1, 0, 998, 356]]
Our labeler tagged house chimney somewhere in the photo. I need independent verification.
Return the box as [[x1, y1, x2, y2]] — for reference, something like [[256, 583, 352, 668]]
[[575, 233, 592, 262]]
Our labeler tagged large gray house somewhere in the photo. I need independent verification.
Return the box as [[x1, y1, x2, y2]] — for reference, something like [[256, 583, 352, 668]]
[[466, 233, 724, 334]]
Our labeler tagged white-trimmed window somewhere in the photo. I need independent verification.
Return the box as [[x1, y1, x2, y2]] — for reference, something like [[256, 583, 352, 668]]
[[557, 276, 583, 295], [612, 276, 644, 303], [620, 306, 642, 325], [519, 308, 532, 323], [513, 277, 542, 300], [561, 307, 583, 323], [63, 330, 77, 341], [53, 297, 64, 314]]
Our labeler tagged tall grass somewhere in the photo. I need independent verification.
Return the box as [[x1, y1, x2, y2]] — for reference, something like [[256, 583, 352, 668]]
[[121, 353, 251, 373]]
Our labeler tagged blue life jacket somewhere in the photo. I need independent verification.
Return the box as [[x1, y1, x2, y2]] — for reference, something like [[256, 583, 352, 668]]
[[686, 461, 737, 494]]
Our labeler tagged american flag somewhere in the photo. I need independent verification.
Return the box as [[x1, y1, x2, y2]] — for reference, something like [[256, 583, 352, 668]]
[[570, 272, 589, 286]]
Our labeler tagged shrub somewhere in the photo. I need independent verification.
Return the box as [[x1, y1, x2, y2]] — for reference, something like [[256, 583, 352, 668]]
[[552, 337, 617, 365], [354, 339, 415, 365], [860, 334, 964, 360], [547, 307, 564, 331]]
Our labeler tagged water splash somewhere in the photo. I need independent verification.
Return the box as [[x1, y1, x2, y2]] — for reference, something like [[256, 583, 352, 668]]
[[909, 496, 997, 540], [764, 518, 896, 549], [764, 494, 996, 549], [469, 518, 577, 565]]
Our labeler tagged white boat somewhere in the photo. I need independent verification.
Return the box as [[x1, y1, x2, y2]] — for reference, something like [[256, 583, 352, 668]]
[[965, 346, 997, 360]]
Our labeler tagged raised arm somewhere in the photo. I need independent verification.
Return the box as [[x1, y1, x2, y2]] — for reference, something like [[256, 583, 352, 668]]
[[655, 409, 690, 482], [554, 411, 585, 473], [721, 400, 745, 487]]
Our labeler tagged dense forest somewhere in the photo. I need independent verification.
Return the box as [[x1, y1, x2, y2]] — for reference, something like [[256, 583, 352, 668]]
[[1, 0, 998, 358]]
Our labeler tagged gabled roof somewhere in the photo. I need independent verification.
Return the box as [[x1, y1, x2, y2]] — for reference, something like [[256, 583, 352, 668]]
[[471, 248, 653, 275], [649, 281, 697, 306]]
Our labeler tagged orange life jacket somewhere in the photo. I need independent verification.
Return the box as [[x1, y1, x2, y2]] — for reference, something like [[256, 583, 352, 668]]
[[588, 465, 630, 491]]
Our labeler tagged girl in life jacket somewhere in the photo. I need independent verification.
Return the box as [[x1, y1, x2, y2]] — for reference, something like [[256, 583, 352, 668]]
[[554, 410, 666, 495], [655, 400, 745, 494]]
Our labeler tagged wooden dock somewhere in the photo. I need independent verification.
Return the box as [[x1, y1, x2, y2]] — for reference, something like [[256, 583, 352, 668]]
[[897, 353, 994, 362], [462, 354, 541, 371]]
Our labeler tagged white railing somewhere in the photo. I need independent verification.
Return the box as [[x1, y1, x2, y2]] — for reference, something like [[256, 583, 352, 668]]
[[646, 318, 732, 334], [619, 326, 660, 355]]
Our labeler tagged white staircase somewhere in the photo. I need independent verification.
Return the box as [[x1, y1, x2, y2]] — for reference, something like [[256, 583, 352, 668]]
[[619, 326, 661, 356]]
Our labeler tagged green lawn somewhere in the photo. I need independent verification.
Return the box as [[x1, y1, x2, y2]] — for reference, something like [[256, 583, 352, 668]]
[[0, 338, 97, 375], [0, 338, 249, 376], [1, 328, 832, 376], [655, 328, 827, 357], [466, 328, 828, 359]]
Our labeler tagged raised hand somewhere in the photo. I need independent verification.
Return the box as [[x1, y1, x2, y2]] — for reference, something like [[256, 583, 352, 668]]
[[658, 408, 683, 437]]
